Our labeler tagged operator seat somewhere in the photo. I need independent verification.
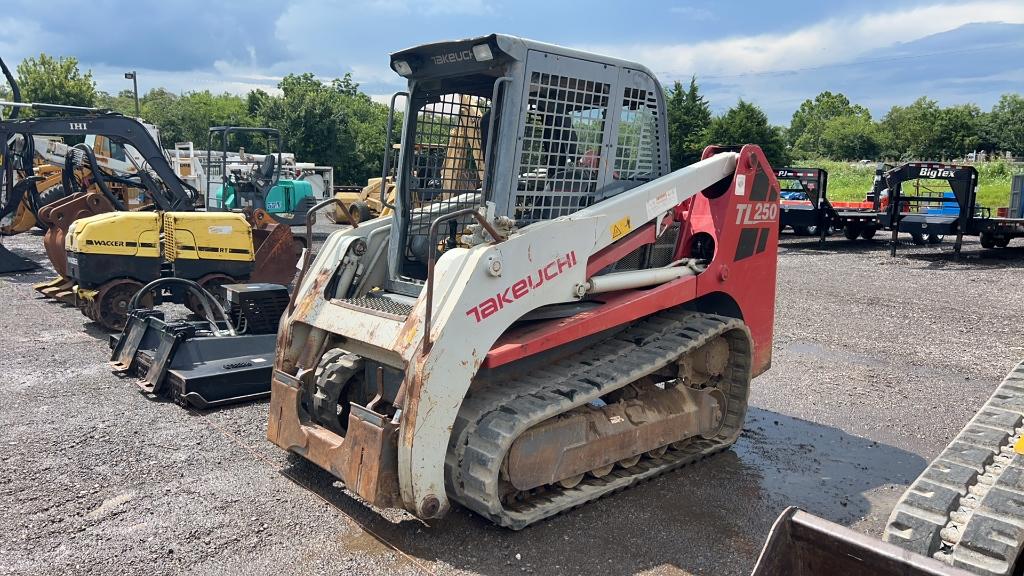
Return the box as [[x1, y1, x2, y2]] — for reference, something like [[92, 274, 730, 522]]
[[253, 154, 277, 198]]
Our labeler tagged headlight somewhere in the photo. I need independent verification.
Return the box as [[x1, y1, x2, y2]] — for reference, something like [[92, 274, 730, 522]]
[[392, 60, 412, 76], [472, 43, 493, 62]]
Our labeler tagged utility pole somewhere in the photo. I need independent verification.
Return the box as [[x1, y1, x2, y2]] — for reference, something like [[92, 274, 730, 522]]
[[124, 71, 139, 117]]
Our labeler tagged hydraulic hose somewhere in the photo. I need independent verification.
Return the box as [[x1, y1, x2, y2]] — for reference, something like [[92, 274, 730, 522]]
[[0, 56, 21, 120], [129, 277, 237, 337], [69, 143, 127, 211]]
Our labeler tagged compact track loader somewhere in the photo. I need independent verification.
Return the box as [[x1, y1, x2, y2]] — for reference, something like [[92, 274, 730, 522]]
[[269, 34, 780, 528]]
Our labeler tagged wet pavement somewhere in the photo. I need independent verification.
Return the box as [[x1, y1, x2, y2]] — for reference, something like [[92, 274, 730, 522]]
[[1, 227, 1023, 575]]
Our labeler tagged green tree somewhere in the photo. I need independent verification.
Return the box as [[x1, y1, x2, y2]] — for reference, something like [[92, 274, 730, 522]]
[[257, 73, 357, 178], [936, 104, 982, 160], [665, 76, 712, 169], [788, 91, 871, 157], [256, 73, 392, 184], [96, 89, 138, 113], [16, 54, 96, 111], [339, 89, 391, 183], [818, 115, 879, 160], [705, 99, 789, 167], [246, 89, 270, 117], [991, 93, 1024, 156], [878, 97, 943, 160], [972, 111, 1000, 153], [148, 91, 252, 147]]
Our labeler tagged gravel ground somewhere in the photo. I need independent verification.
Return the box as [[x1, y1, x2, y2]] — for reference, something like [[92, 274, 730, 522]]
[[2, 227, 1024, 576]]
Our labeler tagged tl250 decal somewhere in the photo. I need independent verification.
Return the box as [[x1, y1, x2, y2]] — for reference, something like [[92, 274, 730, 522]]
[[466, 251, 577, 323], [735, 202, 778, 224]]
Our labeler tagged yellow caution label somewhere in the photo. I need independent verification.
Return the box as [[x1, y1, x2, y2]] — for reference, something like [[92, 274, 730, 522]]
[[1014, 437, 1024, 455], [610, 216, 632, 241]]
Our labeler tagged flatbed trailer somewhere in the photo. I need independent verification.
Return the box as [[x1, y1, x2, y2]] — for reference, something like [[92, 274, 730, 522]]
[[883, 162, 1024, 256], [776, 166, 883, 245]]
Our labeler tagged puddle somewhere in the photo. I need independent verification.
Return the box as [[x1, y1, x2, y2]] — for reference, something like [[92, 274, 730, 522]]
[[731, 408, 925, 524], [786, 340, 887, 369]]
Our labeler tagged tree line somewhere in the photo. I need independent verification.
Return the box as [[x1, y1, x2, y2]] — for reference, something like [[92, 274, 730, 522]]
[[2, 54, 1022, 183], [1, 55, 391, 185], [666, 79, 1024, 169]]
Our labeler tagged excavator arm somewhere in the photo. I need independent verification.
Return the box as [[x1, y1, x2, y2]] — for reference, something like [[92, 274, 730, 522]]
[[0, 114, 194, 212]]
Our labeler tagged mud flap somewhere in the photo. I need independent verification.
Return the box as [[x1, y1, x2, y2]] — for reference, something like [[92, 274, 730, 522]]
[[750, 507, 973, 576]]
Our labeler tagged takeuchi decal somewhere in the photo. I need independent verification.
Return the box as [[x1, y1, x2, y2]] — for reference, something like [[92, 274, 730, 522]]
[[466, 251, 577, 322]]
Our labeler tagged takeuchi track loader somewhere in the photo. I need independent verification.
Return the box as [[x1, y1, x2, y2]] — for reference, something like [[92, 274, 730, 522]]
[[269, 34, 780, 529]]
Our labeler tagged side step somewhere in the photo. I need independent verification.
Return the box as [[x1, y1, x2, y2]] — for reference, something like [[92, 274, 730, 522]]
[[883, 361, 1024, 576]]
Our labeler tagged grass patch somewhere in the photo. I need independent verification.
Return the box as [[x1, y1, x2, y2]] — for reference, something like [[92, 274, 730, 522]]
[[791, 159, 1021, 209]]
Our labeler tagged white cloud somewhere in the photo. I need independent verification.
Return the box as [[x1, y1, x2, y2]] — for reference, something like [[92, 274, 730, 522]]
[[89, 66, 283, 97], [669, 6, 714, 21], [366, 0, 491, 15], [580, 1, 1024, 79]]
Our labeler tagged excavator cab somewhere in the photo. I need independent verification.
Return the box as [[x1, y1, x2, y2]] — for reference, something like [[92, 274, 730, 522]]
[[271, 34, 780, 529]]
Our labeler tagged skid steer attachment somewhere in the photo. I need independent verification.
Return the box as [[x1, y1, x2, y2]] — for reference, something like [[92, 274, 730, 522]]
[[270, 33, 781, 529], [111, 281, 289, 408], [751, 508, 974, 576]]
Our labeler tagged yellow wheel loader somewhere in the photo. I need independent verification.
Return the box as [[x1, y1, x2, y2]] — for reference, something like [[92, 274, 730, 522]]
[[330, 143, 446, 224]]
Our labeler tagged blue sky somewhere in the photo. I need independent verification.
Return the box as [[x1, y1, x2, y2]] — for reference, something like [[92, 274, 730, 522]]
[[2, 0, 1022, 123]]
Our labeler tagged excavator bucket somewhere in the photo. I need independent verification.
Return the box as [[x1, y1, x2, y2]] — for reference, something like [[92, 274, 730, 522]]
[[750, 508, 972, 576], [33, 191, 117, 303], [248, 209, 301, 286], [0, 242, 38, 274]]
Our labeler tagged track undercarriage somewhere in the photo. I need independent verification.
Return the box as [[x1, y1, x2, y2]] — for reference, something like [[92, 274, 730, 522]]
[[447, 311, 753, 528]]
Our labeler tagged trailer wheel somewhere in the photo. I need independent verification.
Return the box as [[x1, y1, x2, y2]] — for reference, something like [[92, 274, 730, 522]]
[[843, 225, 861, 240], [793, 225, 811, 236], [860, 228, 876, 240], [910, 232, 926, 245], [995, 237, 1011, 248], [980, 232, 996, 249], [927, 234, 943, 245]]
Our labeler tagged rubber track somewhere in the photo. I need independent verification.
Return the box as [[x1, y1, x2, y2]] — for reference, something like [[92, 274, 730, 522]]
[[883, 361, 1024, 576], [445, 311, 753, 530]]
